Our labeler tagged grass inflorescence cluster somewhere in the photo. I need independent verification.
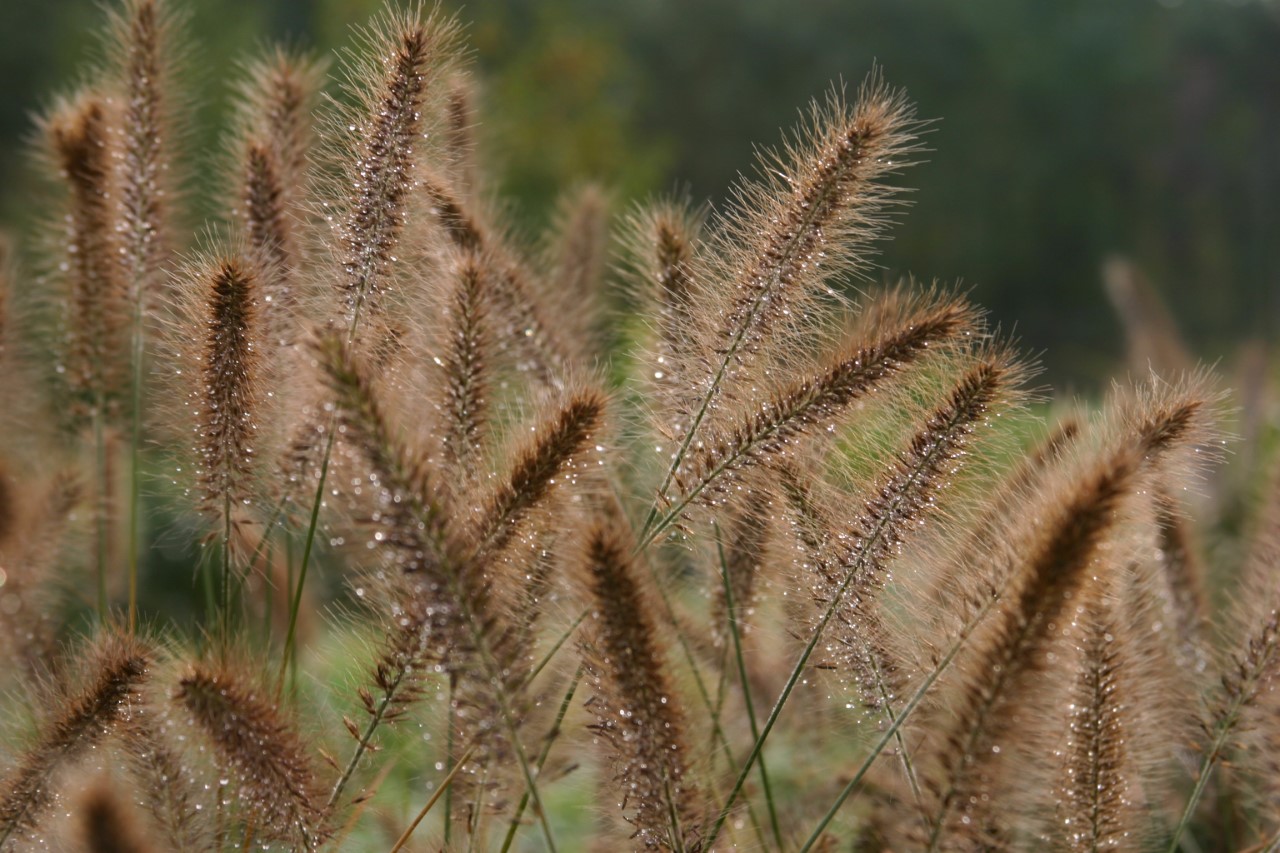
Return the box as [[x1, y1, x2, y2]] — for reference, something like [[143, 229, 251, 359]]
[[0, 2, 1274, 851]]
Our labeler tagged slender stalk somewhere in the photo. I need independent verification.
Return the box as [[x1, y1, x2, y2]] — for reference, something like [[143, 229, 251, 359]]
[[445, 571, 560, 853], [444, 672, 456, 846], [389, 743, 477, 853], [499, 667, 584, 853], [325, 649, 406, 813], [715, 527, 784, 851], [795, 588, 1002, 851], [665, 773, 688, 853], [1166, 698, 1256, 852], [525, 610, 587, 688], [277, 428, 335, 697], [200, 534, 218, 633], [865, 642, 925, 815], [700, 405, 974, 849]]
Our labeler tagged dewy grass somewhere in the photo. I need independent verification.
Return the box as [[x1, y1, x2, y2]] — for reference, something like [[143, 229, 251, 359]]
[[0, 1, 1267, 851]]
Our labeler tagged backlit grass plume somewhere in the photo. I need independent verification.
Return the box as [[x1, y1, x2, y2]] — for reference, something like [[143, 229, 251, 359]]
[[656, 294, 974, 540], [229, 47, 325, 342], [176, 662, 322, 847], [699, 74, 920, 384], [1057, 595, 1140, 852], [0, 632, 150, 847], [186, 255, 264, 520], [422, 172, 579, 384], [319, 5, 459, 328], [44, 94, 129, 421], [646, 74, 921, 520], [918, 385, 1210, 850], [435, 248, 492, 481], [578, 523, 705, 850]]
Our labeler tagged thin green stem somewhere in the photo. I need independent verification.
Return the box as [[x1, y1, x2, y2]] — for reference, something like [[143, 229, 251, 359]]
[[796, 589, 1002, 852], [325, 658, 405, 814], [200, 537, 218, 635], [464, 764, 487, 853], [664, 773, 688, 853], [524, 610, 587, 688], [865, 643, 925, 816], [714, 527, 783, 851], [1166, 702, 1250, 852], [499, 666, 584, 853], [444, 671, 456, 846], [701, 393, 971, 849], [277, 427, 335, 697], [389, 743, 478, 853]]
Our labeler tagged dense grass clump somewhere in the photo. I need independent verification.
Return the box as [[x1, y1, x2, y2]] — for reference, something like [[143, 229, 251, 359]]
[[0, 2, 1273, 851]]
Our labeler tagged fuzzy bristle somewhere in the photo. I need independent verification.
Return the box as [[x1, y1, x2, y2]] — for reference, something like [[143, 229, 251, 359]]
[[194, 256, 261, 518], [231, 48, 323, 342], [444, 74, 477, 195], [233, 47, 322, 185], [47, 94, 129, 416], [0, 633, 150, 845], [1059, 600, 1137, 852], [716, 75, 917, 356], [471, 387, 606, 561], [1152, 487, 1208, 668], [327, 9, 458, 325], [313, 333, 447, 573], [579, 524, 703, 851], [108, 0, 177, 296], [680, 72, 919, 431], [316, 332, 531, 822], [714, 492, 771, 651], [812, 353, 1017, 709], [117, 708, 205, 851], [437, 249, 491, 481], [626, 199, 703, 425], [0, 470, 82, 672], [923, 387, 1207, 848], [545, 184, 611, 354], [423, 174, 577, 385], [176, 662, 321, 846], [924, 448, 1142, 848], [674, 298, 973, 510], [243, 143, 290, 280]]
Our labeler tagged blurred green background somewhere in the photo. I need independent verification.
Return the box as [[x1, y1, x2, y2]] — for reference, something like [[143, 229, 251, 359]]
[[1, 0, 1277, 386]]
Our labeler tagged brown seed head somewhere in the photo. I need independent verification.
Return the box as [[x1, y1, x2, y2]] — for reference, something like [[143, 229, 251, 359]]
[[195, 257, 261, 518], [578, 524, 703, 850], [176, 662, 321, 845]]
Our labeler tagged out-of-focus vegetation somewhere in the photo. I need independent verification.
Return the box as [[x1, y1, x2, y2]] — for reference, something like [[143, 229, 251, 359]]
[[2, 0, 1277, 383]]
